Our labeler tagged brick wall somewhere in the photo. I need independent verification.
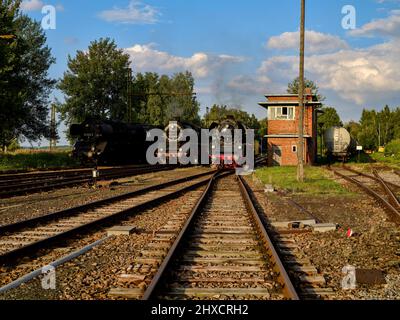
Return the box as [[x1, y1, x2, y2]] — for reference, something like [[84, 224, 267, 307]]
[[268, 106, 314, 136], [267, 138, 313, 166]]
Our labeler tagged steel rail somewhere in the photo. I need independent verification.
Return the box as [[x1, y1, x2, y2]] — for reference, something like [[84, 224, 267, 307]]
[[142, 172, 299, 300], [0, 170, 214, 234], [142, 170, 227, 300], [0, 164, 158, 179], [0, 165, 170, 188], [276, 190, 321, 224], [0, 171, 216, 265], [0, 237, 110, 294], [342, 165, 400, 190], [238, 176, 299, 300], [0, 165, 173, 198], [372, 170, 400, 211], [329, 167, 400, 225]]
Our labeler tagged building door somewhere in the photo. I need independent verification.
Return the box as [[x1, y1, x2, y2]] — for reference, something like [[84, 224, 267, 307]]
[[272, 145, 282, 166]]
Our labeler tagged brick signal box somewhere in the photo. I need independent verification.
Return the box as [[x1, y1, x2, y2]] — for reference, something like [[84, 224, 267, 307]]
[[259, 89, 321, 166]]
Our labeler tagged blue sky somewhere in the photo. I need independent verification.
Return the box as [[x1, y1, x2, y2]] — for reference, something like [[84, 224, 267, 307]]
[[21, 0, 400, 146]]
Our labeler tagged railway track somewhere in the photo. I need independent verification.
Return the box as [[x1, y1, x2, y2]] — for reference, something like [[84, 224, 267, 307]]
[[110, 173, 298, 300], [0, 165, 172, 198], [329, 165, 400, 224], [0, 170, 216, 265]]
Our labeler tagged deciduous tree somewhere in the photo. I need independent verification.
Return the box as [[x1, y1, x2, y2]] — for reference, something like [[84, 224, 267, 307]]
[[0, 1, 55, 150], [58, 38, 131, 125]]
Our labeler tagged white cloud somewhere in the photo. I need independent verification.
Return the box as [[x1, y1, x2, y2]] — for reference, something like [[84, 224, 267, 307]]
[[99, 0, 160, 24], [350, 10, 400, 37], [124, 44, 246, 78], [21, 0, 44, 11], [56, 4, 64, 12], [267, 30, 349, 53], [257, 39, 400, 105]]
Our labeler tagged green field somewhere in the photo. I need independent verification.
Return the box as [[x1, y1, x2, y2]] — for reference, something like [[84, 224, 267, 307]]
[[0, 149, 80, 171], [255, 166, 350, 195]]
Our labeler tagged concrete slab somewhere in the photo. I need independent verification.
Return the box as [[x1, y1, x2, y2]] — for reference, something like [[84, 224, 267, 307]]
[[271, 219, 317, 229], [311, 223, 337, 233], [264, 184, 275, 193], [107, 226, 136, 236]]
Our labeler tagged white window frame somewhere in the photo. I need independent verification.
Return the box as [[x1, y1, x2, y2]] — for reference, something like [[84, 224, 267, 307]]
[[268, 106, 295, 120]]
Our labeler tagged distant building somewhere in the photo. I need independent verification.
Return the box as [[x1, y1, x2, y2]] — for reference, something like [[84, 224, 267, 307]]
[[258, 88, 322, 166]]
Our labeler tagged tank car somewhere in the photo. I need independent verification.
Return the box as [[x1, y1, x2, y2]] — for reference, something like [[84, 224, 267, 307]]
[[324, 126, 356, 161], [70, 118, 156, 165]]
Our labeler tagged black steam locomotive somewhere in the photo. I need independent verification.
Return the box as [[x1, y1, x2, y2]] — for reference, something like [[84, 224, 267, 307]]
[[208, 117, 249, 169], [70, 118, 156, 165], [158, 121, 202, 164]]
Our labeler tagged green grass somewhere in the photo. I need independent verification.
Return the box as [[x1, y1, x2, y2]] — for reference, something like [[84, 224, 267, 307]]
[[0, 149, 80, 171], [370, 152, 400, 169], [255, 166, 350, 195]]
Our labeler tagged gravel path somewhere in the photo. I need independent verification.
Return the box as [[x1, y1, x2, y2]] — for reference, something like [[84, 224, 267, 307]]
[[246, 170, 400, 300]]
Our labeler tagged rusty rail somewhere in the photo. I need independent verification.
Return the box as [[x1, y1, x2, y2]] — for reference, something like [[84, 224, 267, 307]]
[[329, 166, 400, 225], [0, 170, 216, 265], [342, 165, 400, 190], [372, 170, 400, 211], [0, 165, 174, 198], [142, 172, 299, 300], [238, 176, 299, 300]]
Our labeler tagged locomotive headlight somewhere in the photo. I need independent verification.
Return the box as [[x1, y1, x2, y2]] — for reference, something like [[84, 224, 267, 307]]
[[212, 145, 216, 149], [238, 145, 242, 150]]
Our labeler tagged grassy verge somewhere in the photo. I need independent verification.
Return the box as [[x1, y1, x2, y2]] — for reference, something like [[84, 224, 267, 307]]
[[370, 153, 400, 169], [0, 149, 80, 171], [255, 166, 350, 195]]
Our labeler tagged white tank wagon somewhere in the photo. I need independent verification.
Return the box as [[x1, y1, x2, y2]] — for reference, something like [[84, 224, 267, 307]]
[[324, 126, 356, 160]]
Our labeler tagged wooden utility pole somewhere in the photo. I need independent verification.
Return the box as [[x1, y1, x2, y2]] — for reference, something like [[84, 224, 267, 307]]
[[297, 0, 306, 182], [50, 104, 57, 151], [127, 68, 133, 123]]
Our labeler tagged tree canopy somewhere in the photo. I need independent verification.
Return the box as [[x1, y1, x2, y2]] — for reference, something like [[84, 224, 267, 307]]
[[0, 0, 55, 150], [58, 39, 200, 127], [202, 104, 260, 131], [132, 71, 200, 127], [346, 106, 400, 151], [58, 38, 131, 125], [317, 107, 342, 136], [287, 77, 325, 101]]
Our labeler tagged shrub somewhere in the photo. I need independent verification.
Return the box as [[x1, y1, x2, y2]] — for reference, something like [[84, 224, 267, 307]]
[[385, 139, 400, 158]]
